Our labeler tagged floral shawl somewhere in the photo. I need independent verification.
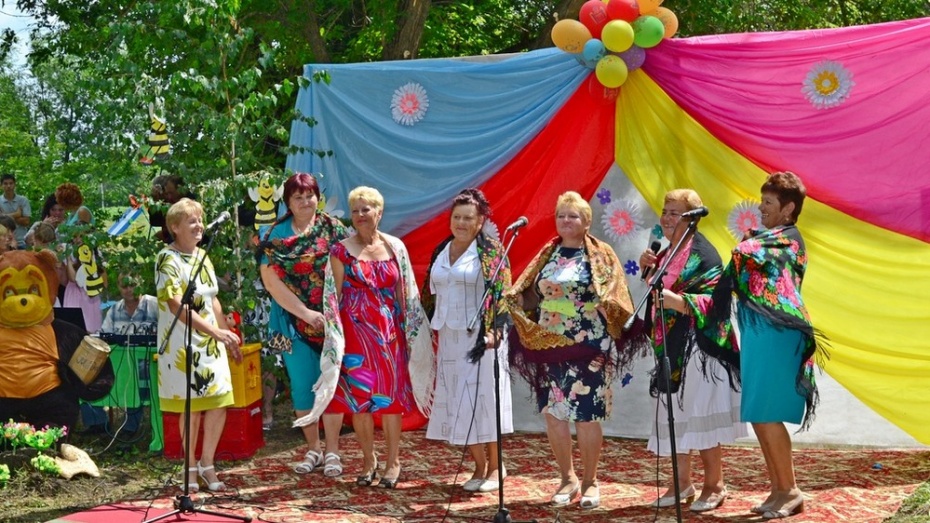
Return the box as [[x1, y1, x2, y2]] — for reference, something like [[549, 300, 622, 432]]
[[257, 211, 348, 345], [645, 232, 738, 398], [421, 231, 512, 363], [293, 232, 434, 427], [688, 224, 826, 430], [505, 234, 636, 389]]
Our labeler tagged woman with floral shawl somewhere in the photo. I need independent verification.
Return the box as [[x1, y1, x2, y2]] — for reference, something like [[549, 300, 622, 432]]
[[640, 189, 746, 513], [258, 173, 349, 476], [505, 191, 634, 510], [665, 172, 825, 519], [421, 189, 513, 493], [294, 186, 432, 490]]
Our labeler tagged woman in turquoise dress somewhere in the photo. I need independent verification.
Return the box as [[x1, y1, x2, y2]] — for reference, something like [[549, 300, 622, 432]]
[[682, 172, 825, 520], [506, 191, 635, 510], [259, 173, 349, 476]]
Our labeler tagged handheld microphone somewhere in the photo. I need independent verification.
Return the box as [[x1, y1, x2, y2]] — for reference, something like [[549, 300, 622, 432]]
[[681, 206, 709, 218], [505, 216, 529, 232], [640, 240, 662, 281], [205, 211, 232, 232]]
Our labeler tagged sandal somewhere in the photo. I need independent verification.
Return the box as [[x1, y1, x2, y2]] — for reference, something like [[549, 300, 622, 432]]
[[294, 449, 324, 474], [323, 452, 343, 477]]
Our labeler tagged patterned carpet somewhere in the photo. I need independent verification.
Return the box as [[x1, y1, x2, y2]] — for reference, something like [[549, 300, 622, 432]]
[[65, 431, 928, 523]]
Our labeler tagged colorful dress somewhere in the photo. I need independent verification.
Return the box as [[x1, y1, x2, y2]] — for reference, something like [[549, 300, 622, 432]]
[[155, 247, 233, 413], [259, 212, 347, 411], [535, 247, 612, 422], [423, 238, 513, 445], [326, 241, 415, 415], [645, 232, 747, 456]]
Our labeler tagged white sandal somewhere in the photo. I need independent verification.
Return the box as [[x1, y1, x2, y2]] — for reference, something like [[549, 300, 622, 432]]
[[323, 452, 343, 477], [294, 449, 324, 474]]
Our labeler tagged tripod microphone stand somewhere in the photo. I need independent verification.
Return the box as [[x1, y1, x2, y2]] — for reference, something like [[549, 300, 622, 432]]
[[143, 227, 251, 523], [466, 228, 536, 523], [626, 218, 699, 523]]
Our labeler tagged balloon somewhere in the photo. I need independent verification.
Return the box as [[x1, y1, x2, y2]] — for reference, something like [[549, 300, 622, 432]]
[[618, 45, 646, 71], [601, 20, 635, 53], [551, 19, 593, 53], [606, 0, 640, 22], [654, 7, 679, 38], [632, 15, 665, 49], [582, 38, 607, 64], [574, 51, 598, 70], [579, 0, 610, 39], [638, 0, 662, 15], [595, 54, 629, 88]]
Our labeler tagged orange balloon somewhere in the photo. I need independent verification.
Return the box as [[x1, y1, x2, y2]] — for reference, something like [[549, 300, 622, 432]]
[[654, 7, 679, 38], [638, 0, 662, 15], [551, 19, 593, 53]]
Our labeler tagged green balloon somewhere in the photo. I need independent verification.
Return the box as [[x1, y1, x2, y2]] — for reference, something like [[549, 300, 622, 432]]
[[632, 15, 665, 49]]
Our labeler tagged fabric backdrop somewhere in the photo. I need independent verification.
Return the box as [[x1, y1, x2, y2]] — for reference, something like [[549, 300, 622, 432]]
[[287, 18, 930, 445]]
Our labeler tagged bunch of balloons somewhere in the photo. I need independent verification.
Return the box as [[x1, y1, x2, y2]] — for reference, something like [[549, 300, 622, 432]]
[[551, 0, 679, 88]]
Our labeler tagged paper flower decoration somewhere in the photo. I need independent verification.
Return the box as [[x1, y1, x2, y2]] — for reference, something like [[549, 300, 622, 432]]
[[596, 188, 612, 205], [624, 260, 639, 276], [728, 200, 762, 240], [482, 219, 500, 241], [802, 60, 855, 109], [601, 199, 643, 243], [391, 82, 429, 126]]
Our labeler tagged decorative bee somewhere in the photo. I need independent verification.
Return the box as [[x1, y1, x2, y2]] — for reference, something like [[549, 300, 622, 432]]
[[74, 244, 105, 298], [247, 174, 284, 230], [140, 103, 170, 165]]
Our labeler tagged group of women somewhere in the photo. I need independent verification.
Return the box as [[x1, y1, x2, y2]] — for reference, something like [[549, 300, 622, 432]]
[[154, 170, 820, 519]]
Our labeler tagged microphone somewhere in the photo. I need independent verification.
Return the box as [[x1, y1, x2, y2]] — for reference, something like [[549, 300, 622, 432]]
[[205, 211, 232, 232], [681, 206, 709, 218], [505, 216, 529, 232], [641, 240, 662, 281]]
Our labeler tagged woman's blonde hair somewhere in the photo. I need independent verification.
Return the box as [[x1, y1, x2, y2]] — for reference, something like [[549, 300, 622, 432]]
[[664, 189, 703, 211], [556, 191, 592, 225], [165, 198, 204, 231], [33, 222, 58, 245], [347, 186, 384, 211]]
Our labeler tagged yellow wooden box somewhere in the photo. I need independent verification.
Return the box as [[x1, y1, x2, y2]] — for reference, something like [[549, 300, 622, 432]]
[[229, 342, 263, 408]]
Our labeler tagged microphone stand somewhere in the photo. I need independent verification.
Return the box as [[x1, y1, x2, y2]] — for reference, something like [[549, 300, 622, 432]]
[[626, 218, 699, 523], [144, 229, 251, 523], [466, 227, 536, 523]]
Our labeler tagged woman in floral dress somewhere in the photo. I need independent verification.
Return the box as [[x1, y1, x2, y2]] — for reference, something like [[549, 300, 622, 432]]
[[506, 191, 634, 510], [259, 173, 349, 476]]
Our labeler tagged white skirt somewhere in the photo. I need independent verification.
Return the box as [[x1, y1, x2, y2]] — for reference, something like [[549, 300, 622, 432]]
[[647, 352, 748, 456], [425, 326, 513, 445]]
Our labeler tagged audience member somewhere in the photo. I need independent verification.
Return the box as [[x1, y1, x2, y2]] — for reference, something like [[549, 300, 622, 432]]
[[0, 174, 32, 248], [24, 194, 65, 246]]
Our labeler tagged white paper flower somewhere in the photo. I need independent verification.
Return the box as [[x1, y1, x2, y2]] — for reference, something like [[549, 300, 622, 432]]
[[482, 219, 500, 241], [802, 60, 855, 109], [727, 200, 761, 240], [600, 199, 643, 243], [391, 82, 429, 126], [318, 193, 344, 219]]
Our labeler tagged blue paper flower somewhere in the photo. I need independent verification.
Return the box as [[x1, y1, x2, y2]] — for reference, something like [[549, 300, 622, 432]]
[[624, 260, 639, 275], [651, 224, 663, 238], [621, 373, 633, 387], [596, 188, 611, 205]]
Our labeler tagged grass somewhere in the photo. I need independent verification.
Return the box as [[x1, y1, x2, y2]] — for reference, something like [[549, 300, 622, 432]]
[[887, 481, 930, 523]]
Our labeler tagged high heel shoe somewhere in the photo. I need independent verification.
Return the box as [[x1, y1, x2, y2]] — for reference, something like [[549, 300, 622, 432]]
[[651, 485, 696, 508], [550, 482, 580, 506], [196, 461, 226, 492], [378, 467, 401, 489], [762, 492, 805, 519], [356, 459, 379, 486], [580, 482, 600, 510], [690, 488, 728, 512], [185, 467, 199, 493]]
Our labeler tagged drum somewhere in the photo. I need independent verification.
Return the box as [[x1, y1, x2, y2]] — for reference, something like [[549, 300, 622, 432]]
[[68, 336, 112, 385]]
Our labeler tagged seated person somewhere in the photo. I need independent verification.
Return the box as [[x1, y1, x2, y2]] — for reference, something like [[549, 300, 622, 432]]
[[0, 223, 15, 254], [80, 274, 158, 435]]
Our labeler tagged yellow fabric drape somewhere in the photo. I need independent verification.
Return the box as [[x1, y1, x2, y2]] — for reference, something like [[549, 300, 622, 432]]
[[616, 70, 930, 444]]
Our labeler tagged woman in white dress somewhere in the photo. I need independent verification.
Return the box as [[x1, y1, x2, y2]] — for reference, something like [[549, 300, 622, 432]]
[[422, 188, 513, 493], [155, 198, 242, 493], [639, 189, 747, 512]]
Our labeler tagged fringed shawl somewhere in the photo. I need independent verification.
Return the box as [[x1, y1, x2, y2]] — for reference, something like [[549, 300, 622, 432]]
[[689, 225, 827, 430], [646, 232, 738, 398], [421, 232, 512, 363], [505, 234, 636, 392], [292, 232, 435, 427]]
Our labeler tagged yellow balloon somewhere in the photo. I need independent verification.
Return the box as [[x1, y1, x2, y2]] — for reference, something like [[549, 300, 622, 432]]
[[639, 0, 661, 15], [551, 19, 593, 54], [595, 55, 629, 88], [655, 7, 679, 38], [601, 20, 635, 52]]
